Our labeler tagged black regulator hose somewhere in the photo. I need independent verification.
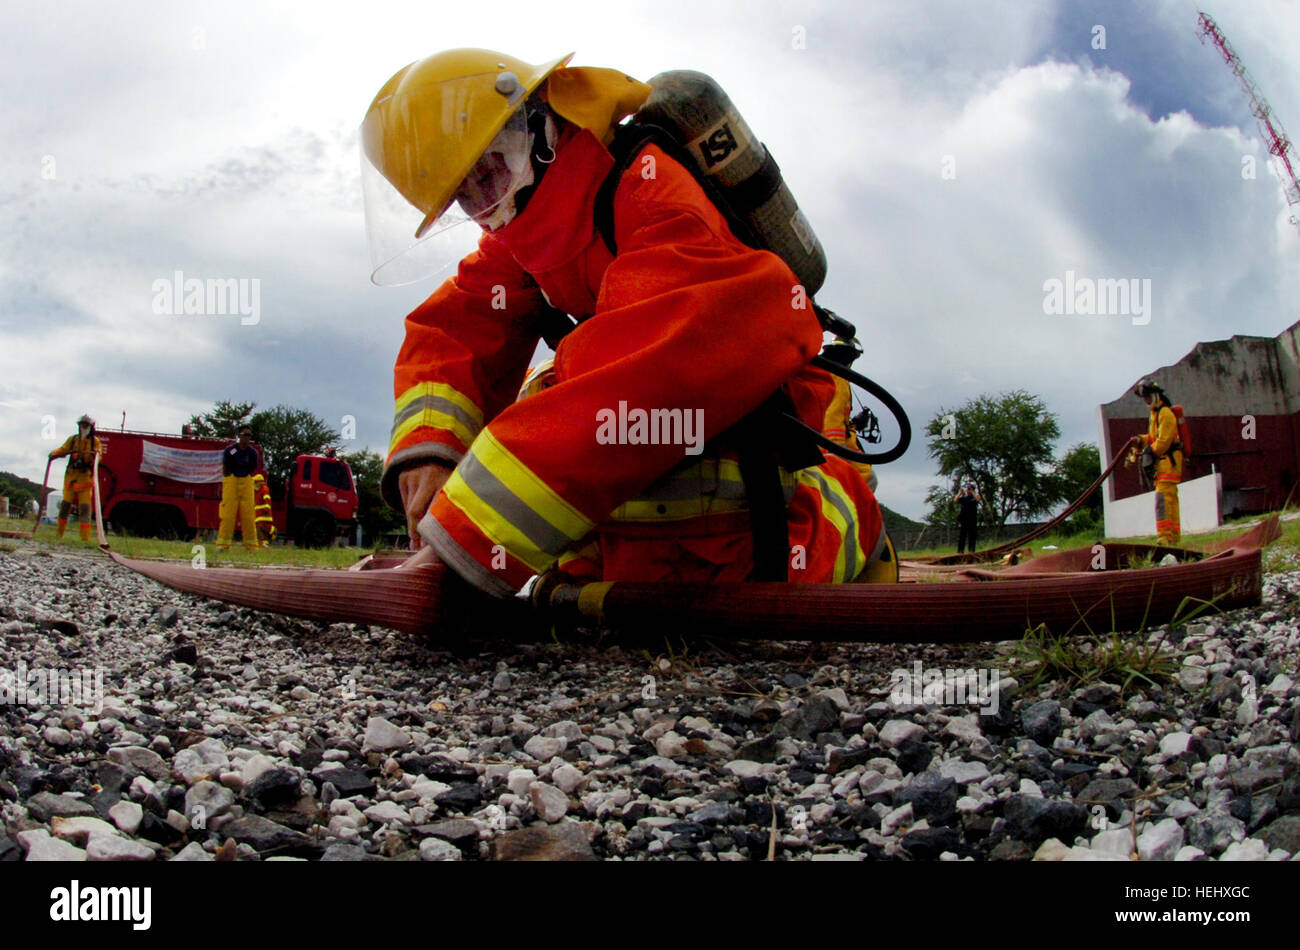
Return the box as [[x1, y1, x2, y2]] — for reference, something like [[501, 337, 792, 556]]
[[782, 355, 911, 465]]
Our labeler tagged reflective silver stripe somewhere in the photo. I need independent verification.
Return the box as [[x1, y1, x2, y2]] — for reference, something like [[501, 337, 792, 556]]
[[455, 449, 574, 559], [806, 469, 860, 581], [420, 513, 516, 599], [390, 394, 481, 439]]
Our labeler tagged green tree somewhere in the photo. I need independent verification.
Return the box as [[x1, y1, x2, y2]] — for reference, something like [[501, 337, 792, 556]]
[[1055, 442, 1103, 534], [246, 406, 339, 492], [187, 400, 255, 439], [341, 448, 403, 544], [924, 391, 1062, 530]]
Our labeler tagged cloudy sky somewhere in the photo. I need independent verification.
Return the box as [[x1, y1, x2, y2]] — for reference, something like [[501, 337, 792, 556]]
[[1, 0, 1297, 520]]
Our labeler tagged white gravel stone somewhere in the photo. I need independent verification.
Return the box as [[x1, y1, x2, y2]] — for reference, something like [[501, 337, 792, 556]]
[[364, 801, 412, 825], [879, 720, 924, 747], [51, 816, 120, 846], [87, 836, 155, 861], [818, 688, 851, 711], [1264, 674, 1293, 696], [1220, 838, 1270, 861], [169, 842, 214, 862], [108, 800, 143, 835], [552, 764, 586, 795], [362, 717, 412, 753], [942, 716, 981, 743], [654, 732, 689, 759], [507, 768, 537, 797], [185, 780, 235, 822], [939, 759, 990, 784], [1137, 818, 1183, 861], [240, 752, 278, 785], [881, 802, 913, 836], [1033, 838, 1069, 861], [1159, 732, 1193, 758], [18, 829, 87, 862], [1089, 828, 1136, 858], [530, 783, 568, 823], [1164, 800, 1200, 820], [44, 726, 74, 747], [723, 760, 765, 779], [419, 837, 462, 861], [172, 737, 230, 783], [523, 735, 566, 760]]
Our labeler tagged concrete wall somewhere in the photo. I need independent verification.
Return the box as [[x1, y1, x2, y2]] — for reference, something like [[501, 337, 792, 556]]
[[1103, 472, 1222, 538]]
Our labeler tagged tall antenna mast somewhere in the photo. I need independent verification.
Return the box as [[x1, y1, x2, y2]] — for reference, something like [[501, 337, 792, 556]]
[[1197, 11, 1300, 227]]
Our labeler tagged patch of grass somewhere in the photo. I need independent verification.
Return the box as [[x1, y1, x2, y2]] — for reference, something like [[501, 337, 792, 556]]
[[106, 534, 369, 569], [1008, 594, 1222, 695]]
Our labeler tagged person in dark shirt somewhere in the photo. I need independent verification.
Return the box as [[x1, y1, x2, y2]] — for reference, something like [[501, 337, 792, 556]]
[[217, 427, 262, 551], [954, 483, 980, 554]]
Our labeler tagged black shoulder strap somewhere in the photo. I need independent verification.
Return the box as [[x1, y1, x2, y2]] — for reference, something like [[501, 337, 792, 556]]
[[594, 122, 667, 256], [594, 120, 766, 257]]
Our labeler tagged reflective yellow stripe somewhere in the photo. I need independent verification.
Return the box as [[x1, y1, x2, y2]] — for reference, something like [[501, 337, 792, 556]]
[[442, 430, 595, 573], [608, 457, 796, 523], [800, 468, 860, 583], [390, 382, 484, 455], [390, 409, 478, 456], [395, 381, 482, 426]]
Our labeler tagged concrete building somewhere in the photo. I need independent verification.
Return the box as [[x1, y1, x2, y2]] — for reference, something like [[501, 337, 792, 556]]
[[1098, 319, 1300, 536]]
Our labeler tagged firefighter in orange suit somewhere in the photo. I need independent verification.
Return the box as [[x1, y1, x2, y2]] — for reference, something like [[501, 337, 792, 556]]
[[217, 427, 262, 551], [48, 414, 102, 541], [1128, 378, 1183, 544], [362, 49, 892, 596], [253, 472, 275, 547]]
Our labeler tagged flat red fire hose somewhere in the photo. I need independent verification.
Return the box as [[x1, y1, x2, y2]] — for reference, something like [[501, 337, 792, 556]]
[[108, 517, 1276, 642]]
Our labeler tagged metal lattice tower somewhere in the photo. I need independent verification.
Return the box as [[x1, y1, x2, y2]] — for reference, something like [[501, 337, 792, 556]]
[[1197, 11, 1300, 226]]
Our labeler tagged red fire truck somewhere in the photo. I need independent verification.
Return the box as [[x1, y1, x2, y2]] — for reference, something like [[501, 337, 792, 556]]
[[92, 429, 358, 547]]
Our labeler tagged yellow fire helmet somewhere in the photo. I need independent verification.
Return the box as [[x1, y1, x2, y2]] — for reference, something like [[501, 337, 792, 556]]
[[517, 357, 557, 402], [361, 48, 572, 286]]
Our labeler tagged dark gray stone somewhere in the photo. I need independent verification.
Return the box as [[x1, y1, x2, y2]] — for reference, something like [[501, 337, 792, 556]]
[[1002, 795, 1087, 844], [1259, 815, 1300, 855], [1020, 701, 1062, 746], [902, 826, 961, 860], [243, 768, 301, 808], [434, 784, 484, 813], [898, 772, 958, 824], [26, 791, 97, 822], [223, 814, 316, 855]]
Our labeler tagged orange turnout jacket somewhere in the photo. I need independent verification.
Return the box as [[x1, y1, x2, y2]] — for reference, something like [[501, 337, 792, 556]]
[[382, 125, 884, 597]]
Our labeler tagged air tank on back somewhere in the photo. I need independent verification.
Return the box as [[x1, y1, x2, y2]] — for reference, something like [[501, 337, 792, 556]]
[[638, 70, 828, 296]]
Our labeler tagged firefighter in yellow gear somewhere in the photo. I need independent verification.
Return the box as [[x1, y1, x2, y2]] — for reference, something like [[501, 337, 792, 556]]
[[821, 341, 896, 582], [1129, 378, 1183, 544], [48, 414, 103, 542], [217, 427, 263, 551], [253, 473, 275, 547]]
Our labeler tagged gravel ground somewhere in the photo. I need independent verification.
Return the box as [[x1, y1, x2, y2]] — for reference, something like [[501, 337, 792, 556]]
[[1, 543, 1298, 862]]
